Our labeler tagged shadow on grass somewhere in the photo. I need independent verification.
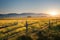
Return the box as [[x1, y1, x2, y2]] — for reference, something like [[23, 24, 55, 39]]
[[17, 35, 32, 40]]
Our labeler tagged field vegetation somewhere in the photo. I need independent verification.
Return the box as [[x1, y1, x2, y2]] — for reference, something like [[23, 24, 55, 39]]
[[0, 18, 60, 40]]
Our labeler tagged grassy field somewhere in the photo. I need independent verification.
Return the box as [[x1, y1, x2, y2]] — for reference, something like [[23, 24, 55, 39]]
[[0, 18, 60, 40]]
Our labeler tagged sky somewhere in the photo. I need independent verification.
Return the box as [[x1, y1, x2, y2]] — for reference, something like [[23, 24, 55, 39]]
[[0, 0, 60, 14]]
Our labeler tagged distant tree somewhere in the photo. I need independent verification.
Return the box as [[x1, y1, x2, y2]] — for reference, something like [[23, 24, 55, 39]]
[[27, 16, 31, 18]]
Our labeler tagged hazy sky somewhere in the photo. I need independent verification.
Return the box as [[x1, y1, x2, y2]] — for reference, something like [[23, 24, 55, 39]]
[[0, 0, 60, 14]]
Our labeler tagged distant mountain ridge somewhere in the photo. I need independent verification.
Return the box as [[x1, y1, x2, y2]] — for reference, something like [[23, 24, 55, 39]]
[[0, 13, 49, 18]]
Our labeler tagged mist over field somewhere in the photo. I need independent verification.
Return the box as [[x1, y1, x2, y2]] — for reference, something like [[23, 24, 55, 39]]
[[0, 13, 49, 18]]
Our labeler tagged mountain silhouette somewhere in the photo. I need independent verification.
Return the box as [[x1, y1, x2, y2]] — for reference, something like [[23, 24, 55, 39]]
[[0, 13, 48, 18]]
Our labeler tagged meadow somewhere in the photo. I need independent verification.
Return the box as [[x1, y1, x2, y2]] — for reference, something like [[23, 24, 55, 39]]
[[0, 18, 60, 40]]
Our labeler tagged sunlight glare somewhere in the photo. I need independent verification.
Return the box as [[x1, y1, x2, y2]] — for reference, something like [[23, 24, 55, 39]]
[[49, 11, 57, 16]]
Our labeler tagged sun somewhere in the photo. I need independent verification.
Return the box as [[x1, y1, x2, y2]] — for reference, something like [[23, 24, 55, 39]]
[[47, 10, 59, 17], [49, 11, 57, 16], [46, 9, 59, 17]]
